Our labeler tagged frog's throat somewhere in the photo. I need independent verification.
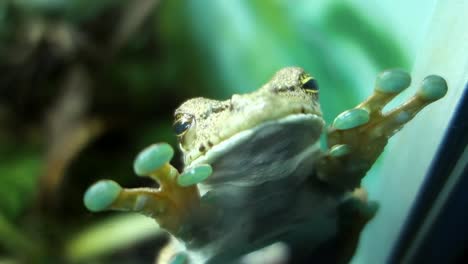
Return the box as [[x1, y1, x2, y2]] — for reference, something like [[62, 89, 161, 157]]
[[187, 113, 324, 169]]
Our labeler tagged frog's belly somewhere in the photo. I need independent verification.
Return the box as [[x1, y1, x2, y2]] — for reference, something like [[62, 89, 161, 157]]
[[196, 113, 324, 190], [190, 179, 341, 263], [185, 114, 330, 262]]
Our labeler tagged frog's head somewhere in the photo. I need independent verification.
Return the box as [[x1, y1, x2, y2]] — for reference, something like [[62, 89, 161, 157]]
[[174, 67, 324, 185]]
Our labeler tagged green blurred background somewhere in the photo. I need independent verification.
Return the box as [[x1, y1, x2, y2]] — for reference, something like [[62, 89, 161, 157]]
[[0, 0, 439, 263]]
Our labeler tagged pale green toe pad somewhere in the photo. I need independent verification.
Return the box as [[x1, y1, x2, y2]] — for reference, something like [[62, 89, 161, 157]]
[[376, 69, 411, 94], [418, 75, 448, 101], [178, 164, 213, 187], [84, 180, 122, 212], [133, 143, 174, 176], [333, 108, 370, 130]]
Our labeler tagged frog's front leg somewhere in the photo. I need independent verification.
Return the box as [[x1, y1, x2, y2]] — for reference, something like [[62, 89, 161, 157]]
[[83, 143, 212, 236], [316, 69, 447, 190]]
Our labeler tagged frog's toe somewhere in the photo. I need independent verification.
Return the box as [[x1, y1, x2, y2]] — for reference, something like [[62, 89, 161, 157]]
[[83, 180, 193, 232], [362, 201, 379, 218], [354, 69, 412, 115], [375, 69, 411, 94], [169, 252, 189, 264], [339, 196, 378, 219], [332, 108, 370, 130], [85, 143, 202, 234], [83, 180, 162, 214], [378, 74, 447, 138], [417, 75, 448, 101], [178, 164, 213, 187], [329, 144, 351, 158], [84, 180, 122, 212], [332, 69, 413, 131], [133, 143, 174, 176]]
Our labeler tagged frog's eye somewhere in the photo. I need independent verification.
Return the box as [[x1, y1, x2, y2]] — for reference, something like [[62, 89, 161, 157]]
[[173, 113, 194, 137], [301, 78, 319, 93]]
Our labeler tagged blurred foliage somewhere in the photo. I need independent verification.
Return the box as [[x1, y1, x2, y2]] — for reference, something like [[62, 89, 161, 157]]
[[0, 0, 408, 263], [0, 144, 41, 219]]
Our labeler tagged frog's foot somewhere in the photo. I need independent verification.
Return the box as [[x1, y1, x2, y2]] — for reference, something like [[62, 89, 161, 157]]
[[83, 143, 212, 234], [336, 188, 379, 264], [317, 69, 447, 189]]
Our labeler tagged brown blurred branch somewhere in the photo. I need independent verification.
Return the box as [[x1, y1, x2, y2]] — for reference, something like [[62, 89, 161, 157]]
[[39, 65, 105, 206], [109, 0, 160, 56], [36, 1, 160, 206]]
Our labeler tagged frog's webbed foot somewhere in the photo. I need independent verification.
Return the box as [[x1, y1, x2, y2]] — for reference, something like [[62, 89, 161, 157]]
[[83, 143, 212, 235], [316, 69, 447, 189]]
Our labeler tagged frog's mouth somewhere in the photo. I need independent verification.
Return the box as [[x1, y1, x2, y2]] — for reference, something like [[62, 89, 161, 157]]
[[188, 113, 324, 186]]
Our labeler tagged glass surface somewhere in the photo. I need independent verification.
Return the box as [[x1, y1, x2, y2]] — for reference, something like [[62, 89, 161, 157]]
[[0, 1, 466, 263]]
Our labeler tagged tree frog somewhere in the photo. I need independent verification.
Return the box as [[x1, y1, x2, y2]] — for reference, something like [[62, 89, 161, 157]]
[[84, 67, 447, 264]]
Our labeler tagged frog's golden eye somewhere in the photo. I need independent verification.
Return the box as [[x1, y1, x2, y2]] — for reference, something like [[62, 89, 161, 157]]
[[301, 78, 319, 93], [173, 113, 194, 137]]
